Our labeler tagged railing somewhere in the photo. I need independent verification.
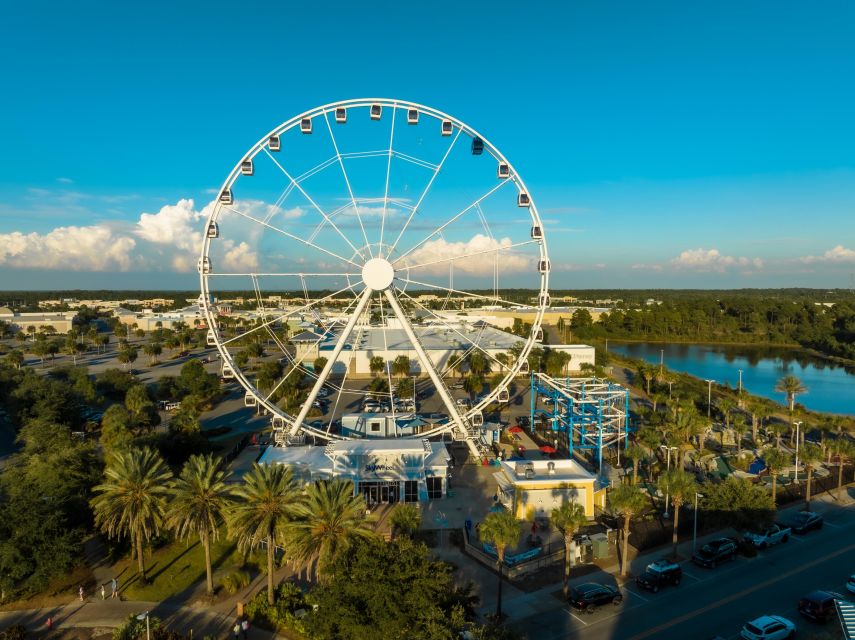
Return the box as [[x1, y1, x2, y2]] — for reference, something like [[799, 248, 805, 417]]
[[462, 527, 564, 579]]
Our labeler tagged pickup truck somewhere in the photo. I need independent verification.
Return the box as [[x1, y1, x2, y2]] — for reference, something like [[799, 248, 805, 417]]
[[743, 524, 791, 549]]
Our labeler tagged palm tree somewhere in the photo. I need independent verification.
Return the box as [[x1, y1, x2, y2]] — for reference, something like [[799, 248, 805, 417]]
[[775, 375, 807, 413], [830, 439, 855, 498], [389, 503, 421, 539], [551, 501, 587, 596], [624, 443, 647, 485], [716, 397, 735, 429], [479, 510, 520, 618], [286, 479, 375, 580], [800, 442, 823, 510], [228, 463, 299, 605], [91, 448, 173, 583], [369, 356, 385, 378], [166, 454, 234, 595], [657, 469, 699, 557], [762, 447, 791, 503], [732, 416, 748, 455], [609, 484, 648, 577], [392, 355, 411, 380]]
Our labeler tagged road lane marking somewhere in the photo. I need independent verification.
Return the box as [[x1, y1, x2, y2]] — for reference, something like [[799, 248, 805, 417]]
[[625, 541, 855, 640]]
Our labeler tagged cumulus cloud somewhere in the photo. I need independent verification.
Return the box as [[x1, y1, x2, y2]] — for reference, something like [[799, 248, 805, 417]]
[[222, 241, 259, 271], [800, 245, 855, 264], [136, 198, 208, 251], [0, 225, 137, 271], [401, 234, 528, 276], [670, 248, 763, 272]]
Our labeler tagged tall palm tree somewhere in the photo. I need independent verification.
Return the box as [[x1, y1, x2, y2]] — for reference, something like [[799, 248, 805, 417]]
[[91, 448, 173, 583], [286, 479, 375, 580], [775, 375, 807, 413], [762, 447, 791, 503], [609, 484, 648, 577], [389, 503, 421, 539], [551, 501, 588, 596], [800, 442, 823, 510], [479, 510, 520, 618], [624, 443, 647, 485], [830, 439, 855, 498], [657, 469, 699, 557], [228, 464, 299, 605], [166, 454, 234, 595]]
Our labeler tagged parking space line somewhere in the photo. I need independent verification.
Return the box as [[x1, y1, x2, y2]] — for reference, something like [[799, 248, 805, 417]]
[[624, 587, 649, 602], [822, 520, 841, 528], [681, 569, 702, 581], [565, 609, 589, 625]]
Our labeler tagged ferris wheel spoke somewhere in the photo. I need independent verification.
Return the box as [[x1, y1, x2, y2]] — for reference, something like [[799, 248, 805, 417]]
[[382, 288, 470, 441], [262, 149, 367, 261], [395, 275, 533, 310], [219, 282, 359, 348], [392, 179, 512, 264], [399, 239, 537, 272], [206, 272, 359, 278], [377, 293, 399, 419], [378, 104, 398, 256], [385, 127, 463, 258], [222, 204, 360, 269], [322, 111, 372, 257], [289, 287, 373, 435], [396, 288, 512, 374]]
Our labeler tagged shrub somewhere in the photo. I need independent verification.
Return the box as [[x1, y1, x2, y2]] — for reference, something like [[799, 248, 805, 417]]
[[113, 615, 162, 640], [220, 571, 250, 594], [244, 582, 307, 631], [0, 625, 27, 640]]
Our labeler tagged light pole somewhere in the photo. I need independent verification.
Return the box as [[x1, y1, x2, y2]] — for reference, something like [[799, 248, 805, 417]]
[[136, 612, 150, 640], [660, 445, 677, 518], [705, 379, 714, 418], [737, 369, 743, 395], [660, 349, 664, 377], [793, 420, 802, 485], [667, 380, 674, 401], [692, 491, 705, 553]]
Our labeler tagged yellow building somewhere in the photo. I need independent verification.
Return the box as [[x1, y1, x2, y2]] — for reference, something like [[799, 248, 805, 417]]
[[493, 459, 605, 520]]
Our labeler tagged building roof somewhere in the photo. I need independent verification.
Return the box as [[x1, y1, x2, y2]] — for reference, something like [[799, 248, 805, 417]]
[[257, 445, 333, 472], [322, 323, 521, 352], [326, 439, 431, 456], [291, 330, 326, 343], [498, 458, 595, 486]]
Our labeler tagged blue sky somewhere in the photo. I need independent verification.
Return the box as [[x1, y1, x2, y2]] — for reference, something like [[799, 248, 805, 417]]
[[1, 0, 854, 289]]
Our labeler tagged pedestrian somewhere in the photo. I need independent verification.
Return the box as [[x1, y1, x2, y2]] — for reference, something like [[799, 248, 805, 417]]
[[111, 577, 118, 599], [78, 584, 84, 601], [100, 584, 106, 600], [241, 618, 250, 639], [46, 617, 53, 631], [233, 622, 241, 640]]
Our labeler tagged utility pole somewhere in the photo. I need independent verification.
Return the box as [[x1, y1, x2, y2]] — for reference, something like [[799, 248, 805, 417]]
[[705, 379, 714, 418]]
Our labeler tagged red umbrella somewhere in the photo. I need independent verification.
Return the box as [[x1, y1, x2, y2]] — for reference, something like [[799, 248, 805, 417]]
[[508, 425, 523, 433], [539, 445, 557, 454]]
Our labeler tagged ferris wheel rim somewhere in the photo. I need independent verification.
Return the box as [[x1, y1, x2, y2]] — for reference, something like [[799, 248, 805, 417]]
[[199, 98, 550, 442]]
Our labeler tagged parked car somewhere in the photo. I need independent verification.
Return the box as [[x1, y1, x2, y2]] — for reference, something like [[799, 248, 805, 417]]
[[450, 380, 465, 390], [515, 416, 530, 428], [567, 582, 622, 613], [635, 559, 682, 592], [692, 537, 738, 568], [848, 574, 855, 594], [797, 590, 845, 623], [785, 511, 823, 534], [740, 615, 795, 640], [456, 398, 470, 408], [743, 524, 791, 549], [317, 387, 331, 398]]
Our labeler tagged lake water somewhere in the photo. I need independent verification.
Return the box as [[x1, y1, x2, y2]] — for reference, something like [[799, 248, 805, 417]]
[[608, 342, 855, 416]]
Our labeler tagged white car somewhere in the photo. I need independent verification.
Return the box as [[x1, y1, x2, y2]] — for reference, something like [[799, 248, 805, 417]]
[[740, 615, 795, 640], [847, 574, 855, 594]]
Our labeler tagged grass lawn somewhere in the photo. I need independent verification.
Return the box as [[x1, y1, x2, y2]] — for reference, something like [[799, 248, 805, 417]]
[[114, 534, 240, 602]]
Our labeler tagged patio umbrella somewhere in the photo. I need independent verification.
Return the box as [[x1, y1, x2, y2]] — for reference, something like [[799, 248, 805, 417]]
[[539, 445, 557, 454], [508, 425, 523, 433]]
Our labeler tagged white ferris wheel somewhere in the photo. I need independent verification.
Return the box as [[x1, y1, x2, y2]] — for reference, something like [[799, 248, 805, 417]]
[[199, 99, 549, 457]]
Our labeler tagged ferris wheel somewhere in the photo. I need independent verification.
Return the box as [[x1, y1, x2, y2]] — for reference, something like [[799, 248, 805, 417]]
[[199, 99, 549, 456]]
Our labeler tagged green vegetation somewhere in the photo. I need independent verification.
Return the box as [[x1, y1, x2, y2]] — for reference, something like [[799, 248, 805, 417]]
[[608, 484, 648, 577], [389, 503, 422, 538], [479, 510, 520, 618], [551, 501, 588, 595]]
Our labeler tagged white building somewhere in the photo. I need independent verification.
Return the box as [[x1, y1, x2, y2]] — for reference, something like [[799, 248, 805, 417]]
[[0, 308, 78, 334], [258, 439, 451, 503]]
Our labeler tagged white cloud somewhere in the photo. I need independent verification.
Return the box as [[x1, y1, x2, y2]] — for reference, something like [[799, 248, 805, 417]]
[[801, 245, 855, 264], [136, 198, 207, 251], [56, 177, 74, 184], [401, 234, 528, 276], [670, 248, 763, 272], [0, 225, 137, 271], [222, 241, 259, 271]]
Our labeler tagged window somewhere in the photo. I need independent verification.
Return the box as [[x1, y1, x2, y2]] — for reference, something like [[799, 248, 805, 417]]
[[404, 480, 418, 502], [369, 421, 381, 433], [427, 477, 442, 499]]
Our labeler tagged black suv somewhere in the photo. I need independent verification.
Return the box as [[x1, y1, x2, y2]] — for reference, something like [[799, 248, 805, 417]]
[[635, 559, 682, 592], [798, 590, 844, 622], [568, 583, 623, 613], [692, 537, 738, 568]]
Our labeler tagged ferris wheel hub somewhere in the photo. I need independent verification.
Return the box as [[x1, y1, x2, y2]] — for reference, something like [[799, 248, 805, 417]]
[[361, 257, 395, 290]]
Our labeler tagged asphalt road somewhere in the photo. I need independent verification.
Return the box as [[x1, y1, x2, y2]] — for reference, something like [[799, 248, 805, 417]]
[[510, 499, 855, 640]]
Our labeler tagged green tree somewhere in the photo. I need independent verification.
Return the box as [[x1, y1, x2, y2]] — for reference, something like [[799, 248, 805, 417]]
[[468, 352, 490, 377], [4, 350, 24, 369], [608, 484, 648, 577], [369, 356, 385, 378], [143, 342, 162, 365], [700, 476, 775, 533], [228, 463, 299, 605], [392, 355, 411, 379], [800, 442, 823, 510], [479, 509, 520, 618], [100, 404, 134, 453], [624, 443, 647, 485], [90, 448, 173, 582], [125, 384, 158, 429], [657, 469, 699, 557], [312, 356, 328, 374], [551, 501, 587, 595], [463, 374, 484, 398], [166, 453, 233, 595], [389, 503, 421, 539], [732, 415, 748, 455], [117, 346, 138, 371], [830, 439, 855, 498], [762, 447, 791, 503], [775, 375, 807, 413], [287, 479, 375, 580]]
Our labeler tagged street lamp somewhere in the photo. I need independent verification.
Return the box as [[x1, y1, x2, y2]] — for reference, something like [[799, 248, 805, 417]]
[[667, 380, 674, 401], [659, 445, 678, 518], [705, 379, 714, 418], [793, 420, 803, 485], [136, 612, 150, 640], [692, 491, 705, 554], [660, 349, 664, 377], [737, 369, 743, 395]]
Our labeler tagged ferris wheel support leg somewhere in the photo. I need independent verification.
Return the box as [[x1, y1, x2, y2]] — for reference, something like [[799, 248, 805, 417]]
[[383, 289, 481, 460], [289, 287, 372, 436]]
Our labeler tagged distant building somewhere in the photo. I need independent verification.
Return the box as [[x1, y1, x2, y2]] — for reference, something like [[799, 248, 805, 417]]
[[0, 308, 77, 334]]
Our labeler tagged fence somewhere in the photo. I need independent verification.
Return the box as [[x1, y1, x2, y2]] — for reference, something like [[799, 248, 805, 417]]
[[461, 527, 564, 579]]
